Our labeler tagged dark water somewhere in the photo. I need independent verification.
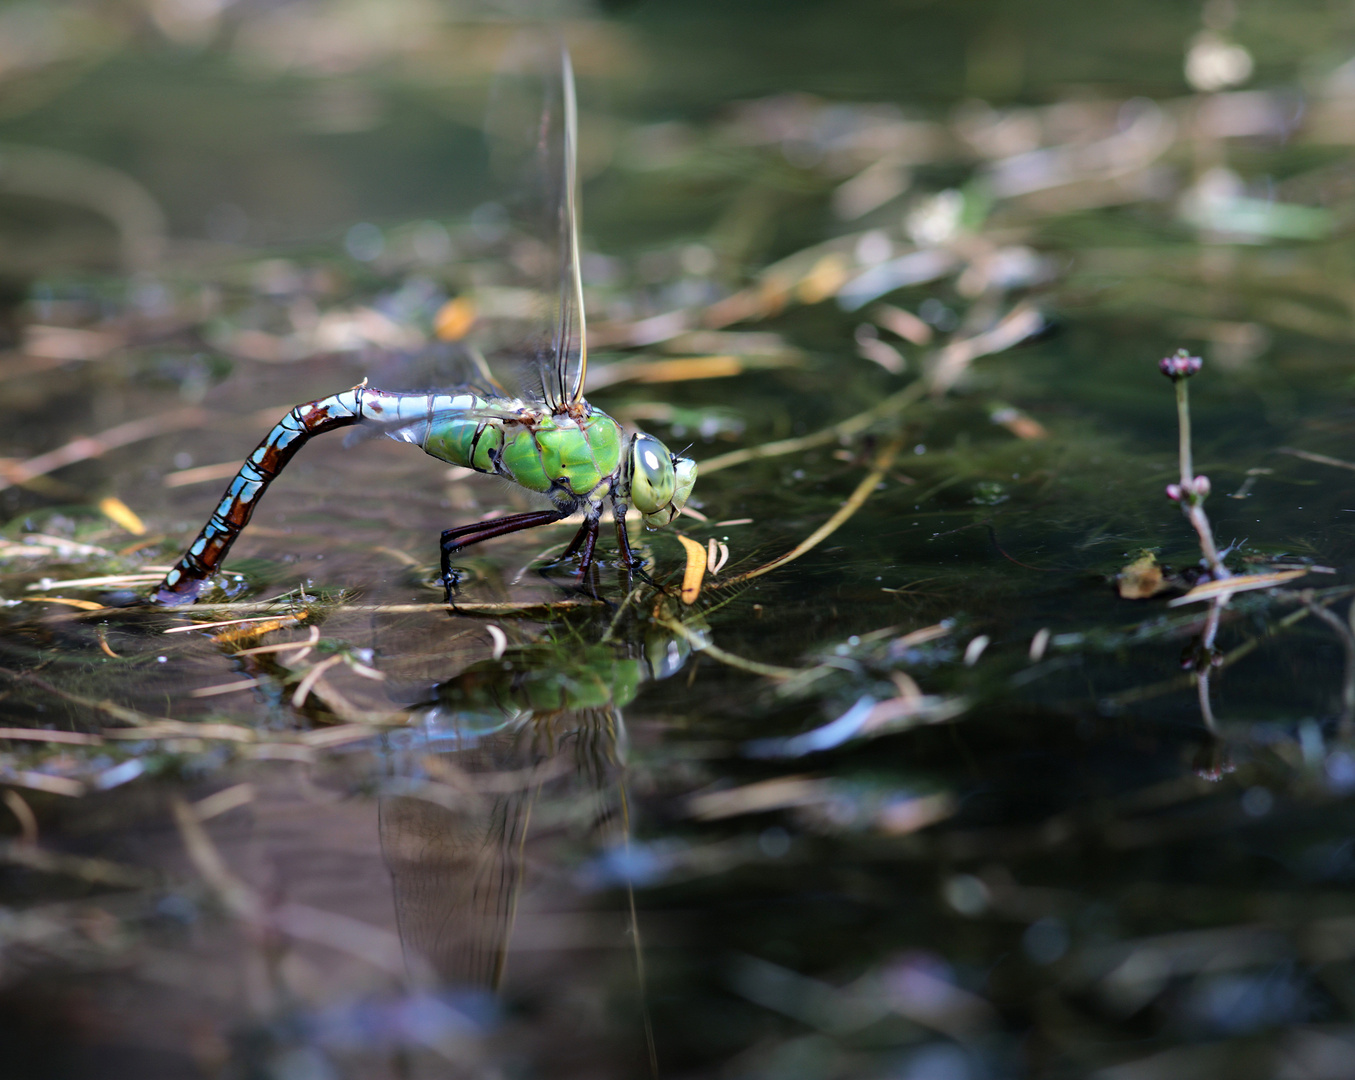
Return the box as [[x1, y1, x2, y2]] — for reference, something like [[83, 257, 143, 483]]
[[2, 2, 1355, 1078]]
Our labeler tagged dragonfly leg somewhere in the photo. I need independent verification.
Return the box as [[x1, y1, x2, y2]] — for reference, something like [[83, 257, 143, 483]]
[[439, 509, 567, 598], [560, 506, 604, 573], [560, 517, 592, 560], [611, 503, 643, 569], [576, 520, 600, 573]]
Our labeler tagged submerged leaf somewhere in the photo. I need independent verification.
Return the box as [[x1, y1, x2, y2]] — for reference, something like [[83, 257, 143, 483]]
[[1117, 552, 1170, 599]]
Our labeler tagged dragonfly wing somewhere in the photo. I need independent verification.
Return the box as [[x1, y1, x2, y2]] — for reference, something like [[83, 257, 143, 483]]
[[485, 37, 587, 412], [345, 391, 523, 450], [379, 782, 535, 990]]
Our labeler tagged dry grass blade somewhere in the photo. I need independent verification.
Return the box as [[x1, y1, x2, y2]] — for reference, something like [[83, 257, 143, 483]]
[[170, 794, 258, 918], [229, 625, 320, 659], [688, 776, 826, 820], [28, 572, 164, 591], [291, 655, 343, 708], [163, 461, 247, 488], [2, 790, 38, 844], [103, 721, 256, 741], [0, 728, 103, 745], [8, 772, 85, 797], [1278, 446, 1355, 472], [653, 608, 805, 680], [0, 839, 155, 888], [190, 678, 261, 698], [0, 407, 207, 493], [712, 439, 904, 589], [699, 385, 925, 475], [130, 599, 603, 618], [192, 782, 255, 821], [927, 304, 1044, 395], [0, 666, 156, 727], [301, 724, 382, 749], [894, 623, 952, 648], [1166, 569, 1309, 606], [163, 614, 305, 634], [22, 597, 105, 611]]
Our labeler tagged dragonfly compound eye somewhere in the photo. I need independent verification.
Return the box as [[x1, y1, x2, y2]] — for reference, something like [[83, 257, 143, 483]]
[[630, 433, 677, 516]]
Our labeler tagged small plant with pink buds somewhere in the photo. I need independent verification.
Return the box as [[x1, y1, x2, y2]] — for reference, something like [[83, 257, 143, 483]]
[[1159, 349, 1228, 580], [1158, 348, 1230, 739]]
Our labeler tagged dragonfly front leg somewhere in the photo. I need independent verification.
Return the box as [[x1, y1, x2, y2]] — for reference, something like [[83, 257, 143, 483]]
[[611, 502, 642, 569], [439, 509, 568, 599], [561, 502, 608, 573]]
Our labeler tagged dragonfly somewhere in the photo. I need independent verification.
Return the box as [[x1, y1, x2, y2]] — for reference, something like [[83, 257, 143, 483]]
[[153, 47, 697, 606]]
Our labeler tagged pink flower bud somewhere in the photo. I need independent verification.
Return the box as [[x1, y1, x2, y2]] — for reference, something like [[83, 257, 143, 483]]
[[1166, 483, 1182, 501], [1192, 474, 1210, 497], [1158, 349, 1203, 379]]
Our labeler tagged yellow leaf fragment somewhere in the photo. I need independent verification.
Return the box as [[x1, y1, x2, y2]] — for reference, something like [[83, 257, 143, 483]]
[[212, 617, 298, 647], [675, 534, 708, 604], [633, 355, 744, 383], [1118, 553, 1170, 599], [98, 497, 146, 535], [797, 254, 850, 304], [433, 296, 477, 341]]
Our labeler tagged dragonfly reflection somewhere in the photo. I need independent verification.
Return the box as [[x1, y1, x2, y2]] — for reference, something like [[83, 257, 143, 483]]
[[378, 617, 694, 990]]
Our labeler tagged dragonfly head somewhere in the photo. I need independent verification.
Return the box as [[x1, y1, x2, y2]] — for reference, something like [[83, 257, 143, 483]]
[[627, 432, 698, 529]]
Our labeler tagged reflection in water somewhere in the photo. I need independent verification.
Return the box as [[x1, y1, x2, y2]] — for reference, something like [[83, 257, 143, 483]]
[[378, 623, 692, 993]]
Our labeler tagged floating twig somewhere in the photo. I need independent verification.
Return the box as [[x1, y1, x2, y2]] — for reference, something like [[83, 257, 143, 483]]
[[711, 439, 903, 588]]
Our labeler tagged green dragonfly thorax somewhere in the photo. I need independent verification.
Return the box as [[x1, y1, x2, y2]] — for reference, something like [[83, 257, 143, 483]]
[[419, 400, 622, 508], [418, 398, 697, 527]]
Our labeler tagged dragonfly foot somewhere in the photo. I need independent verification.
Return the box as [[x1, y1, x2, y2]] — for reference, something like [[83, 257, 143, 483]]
[[441, 568, 464, 603]]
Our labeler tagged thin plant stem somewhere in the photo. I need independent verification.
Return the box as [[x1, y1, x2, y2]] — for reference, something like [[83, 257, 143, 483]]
[[1174, 375, 1227, 577], [1197, 670, 1217, 733], [1176, 378, 1194, 486]]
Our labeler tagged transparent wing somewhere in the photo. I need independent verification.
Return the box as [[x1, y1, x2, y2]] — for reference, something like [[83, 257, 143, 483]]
[[485, 37, 587, 412], [379, 781, 535, 991], [346, 388, 529, 451]]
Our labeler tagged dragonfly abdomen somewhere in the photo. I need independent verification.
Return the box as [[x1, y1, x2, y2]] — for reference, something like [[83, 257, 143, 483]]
[[154, 389, 367, 605]]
